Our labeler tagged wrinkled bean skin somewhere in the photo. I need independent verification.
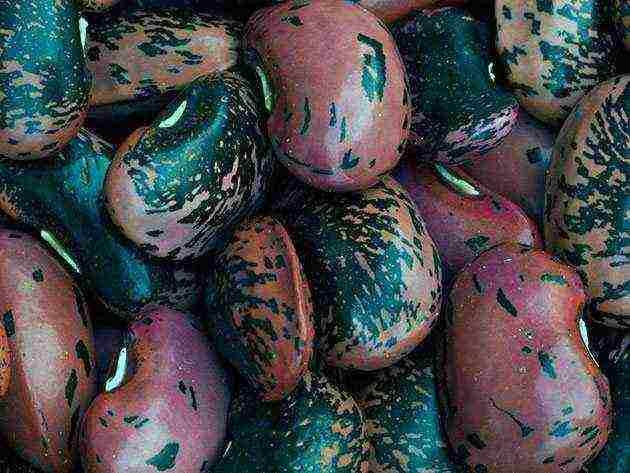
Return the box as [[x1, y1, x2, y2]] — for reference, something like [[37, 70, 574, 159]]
[[587, 328, 630, 473], [0, 322, 8, 397], [394, 160, 542, 280], [354, 339, 459, 472], [80, 306, 230, 473], [206, 216, 314, 401], [497, 0, 617, 127], [0, 129, 203, 320], [444, 243, 611, 473], [0, 228, 98, 473], [275, 176, 442, 371], [105, 69, 274, 261], [86, 8, 241, 106], [462, 108, 555, 224], [214, 370, 370, 473], [0, 0, 91, 160], [544, 75, 629, 328], [391, 8, 518, 165], [245, 0, 410, 191]]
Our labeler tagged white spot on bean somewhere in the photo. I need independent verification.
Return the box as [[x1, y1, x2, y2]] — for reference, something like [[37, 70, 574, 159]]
[[105, 347, 128, 393], [79, 17, 88, 55], [158, 100, 187, 128]]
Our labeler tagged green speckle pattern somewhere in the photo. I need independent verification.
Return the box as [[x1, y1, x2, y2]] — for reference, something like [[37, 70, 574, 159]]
[[106, 68, 275, 260], [0, 128, 203, 320], [544, 75, 629, 327], [213, 371, 368, 473], [392, 8, 518, 164], [206, 216, 313, 401], [86, 8, 241, 105], [274, 176, 441, 370], [353, 341, 459, 472], [0, 0, 91, 159], [497, 0, 616, 125]]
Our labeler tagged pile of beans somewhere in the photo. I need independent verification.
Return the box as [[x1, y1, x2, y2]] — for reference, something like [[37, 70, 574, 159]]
[[0, 0, 627, 472]]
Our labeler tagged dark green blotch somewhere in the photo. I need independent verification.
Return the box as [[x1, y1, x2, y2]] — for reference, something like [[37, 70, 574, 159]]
[[473, 274, 485, 294], [538, 351, 557, 379], [497, 289, 518, 317], [339, 117, 348, 143], [467, 433, 487, 449], [540, 273, 568, 285], [526, 147, 543, 164], [146, 442, 180, 471], [75, 339, 92, 378], [2, 310, 15, 337], [73, 286, 89, 328], [357, 33, 387, 103], [65, 369, 78, 407], [536, 0, 553, 14], [465, 235, 490, 254], [281, 16, 303, 27], [189, 386, 198, 411], [32, 268, 44, 282], [68, 406, 81, 448], [457, 444, 471, 460], [135, 418, 150, 429], [340, 149, 360, 170], [299, 97, 311, 135], [549, 420, 577, 438]]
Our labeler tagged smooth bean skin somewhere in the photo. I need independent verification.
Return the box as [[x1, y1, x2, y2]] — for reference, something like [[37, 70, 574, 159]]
[[444, 243, 611, 472], [245, 0, 410, 191]]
